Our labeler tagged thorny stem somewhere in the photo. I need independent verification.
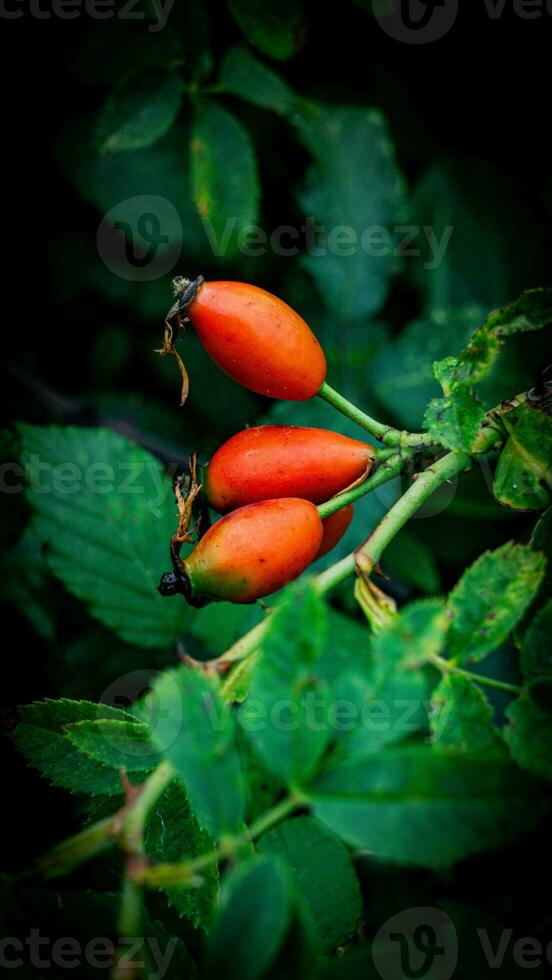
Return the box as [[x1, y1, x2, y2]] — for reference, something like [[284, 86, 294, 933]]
[[427, 653, 522, 696], [318, 381, 434, 448], [315, 449, 471, 593], [132, 791, 306, 888], [35, 762, 175, 881], [112, 877, 144, 980], [355, 450, 471, 568], [119, 761, 174, 856], [37, 817, 115, 879]]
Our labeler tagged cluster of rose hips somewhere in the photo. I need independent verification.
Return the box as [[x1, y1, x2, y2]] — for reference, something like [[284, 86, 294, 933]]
[[158, 278, 374, 606]]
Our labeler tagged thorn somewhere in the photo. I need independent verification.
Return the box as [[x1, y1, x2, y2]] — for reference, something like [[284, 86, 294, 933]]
[[119, 770, 140, 805], [373, 562, 389, 580]]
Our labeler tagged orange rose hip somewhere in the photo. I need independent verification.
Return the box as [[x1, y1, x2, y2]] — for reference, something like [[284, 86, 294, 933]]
[[205, 425, 374, 513], [184, 280, 327, 400], [166, 498, 323, 604]]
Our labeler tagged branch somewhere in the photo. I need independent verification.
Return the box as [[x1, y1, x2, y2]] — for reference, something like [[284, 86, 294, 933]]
[[427, 653, 522, 696], [132, 791, 306, 889], [318, 381, 434, 447], [317, 452, 405, 519], [315, 450, 470, 593], [117, 761, 175, 857], [34, 762, 175, 881]]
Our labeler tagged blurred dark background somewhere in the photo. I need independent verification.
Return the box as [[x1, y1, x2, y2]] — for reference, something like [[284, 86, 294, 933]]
[[1, 0, 551, 972]]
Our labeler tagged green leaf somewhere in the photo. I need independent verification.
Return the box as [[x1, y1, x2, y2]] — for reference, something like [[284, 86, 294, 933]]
[[505, 695, 552, 781], [306, 607, 374, 729], [333, 600, 445, 759], [309, 745, 543, 869], [370, 306, 484, 429], [373, 598, 448, 668], [493, 401, 552, 511], [488, 288, 552, 338], [430, 675, 505, 755], [190, 99, 259, 255], [75, 126, 205, 259], [423, 289, 552, 450], [246, 583, 332, 786], [18, 424, 186, 648], [145, 779, 219, 929], [227, 0, 304, 60], [11, 699, 138, 796], [257, 816, 361, 952], [204, 857, 292, 980], [96, 71, 184, 154], [424, 384, 485, 452], [140, 666, 245, 839], [436, 289, 552, 392], [220, 47, 294, 114], [295, 104, 407, 320], [238, 727, 284, 823], [447, 542, 546, 664], [66, 718, 161, 772], [520, 600, 552, 685]]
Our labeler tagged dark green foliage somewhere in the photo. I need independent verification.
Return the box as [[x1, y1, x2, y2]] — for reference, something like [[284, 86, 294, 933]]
[[3, 4, 552, 977]]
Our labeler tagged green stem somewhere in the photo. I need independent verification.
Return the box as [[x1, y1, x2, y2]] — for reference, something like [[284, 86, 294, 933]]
[[316, 450, 470, 593], [112, 877, 144, 980], [318, 381, 433, 447], [134, 792, 305, 888], [428, 653, 522, 695], [37, 817, 115, 879], [35, 762, 175, 882], [372, 446, 400, 463], [216, 617, 269, 671], [356, 450, 470, 565], [117, 876, 143, 936], [317, 453, 405, 519], [121, 761, 174, 856], [247, 791, 306, 839]]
